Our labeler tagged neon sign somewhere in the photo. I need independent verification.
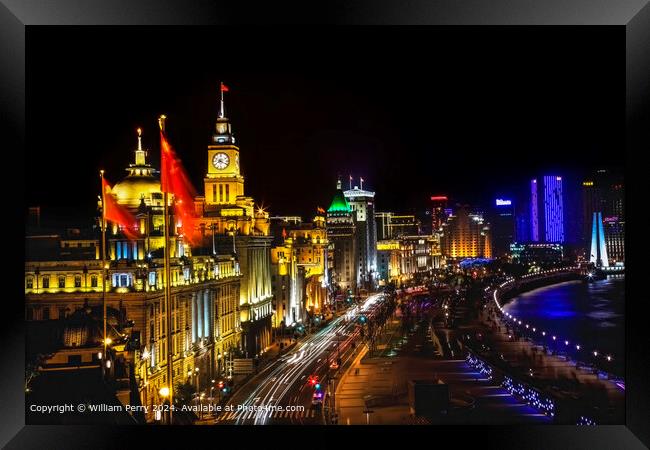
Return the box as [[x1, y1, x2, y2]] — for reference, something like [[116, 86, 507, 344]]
[[496, 199, 512, 206]]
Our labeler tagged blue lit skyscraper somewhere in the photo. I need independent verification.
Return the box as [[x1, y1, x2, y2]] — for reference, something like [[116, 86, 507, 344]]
[[529, 175, 565, 244], [530, 179, 539, 241], [543, 175, 564, 243]]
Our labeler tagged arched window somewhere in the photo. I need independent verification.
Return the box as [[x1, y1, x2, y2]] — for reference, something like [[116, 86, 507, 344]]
[[74, 275, 82, 288], [58, 276, 66, 288], [42, 276, 49, 289], [26, 277, 34, 289], [91, 275, 98, 287]]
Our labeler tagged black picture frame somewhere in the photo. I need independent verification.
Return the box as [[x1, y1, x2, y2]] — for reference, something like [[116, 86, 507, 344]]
[[2, 1, 648, 448]]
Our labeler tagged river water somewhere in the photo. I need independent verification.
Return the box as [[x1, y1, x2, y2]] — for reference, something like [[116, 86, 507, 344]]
[[503, 275, 625, 375]]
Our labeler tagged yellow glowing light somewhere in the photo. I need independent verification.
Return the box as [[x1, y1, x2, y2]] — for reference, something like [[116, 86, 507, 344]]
[[104, 338, 112, 345], [159, 386, 170, 397]]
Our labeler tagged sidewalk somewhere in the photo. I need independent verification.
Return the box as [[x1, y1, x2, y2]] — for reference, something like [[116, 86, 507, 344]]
[[333, 308, 550, 425], [469, 303, 624, 423]]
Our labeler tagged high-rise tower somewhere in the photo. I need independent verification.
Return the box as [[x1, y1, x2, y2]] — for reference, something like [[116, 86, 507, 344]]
[[344, 180, 377, 289], [327, 178, 357, 292]]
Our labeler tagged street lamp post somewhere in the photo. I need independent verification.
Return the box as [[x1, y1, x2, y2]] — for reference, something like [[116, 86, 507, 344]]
[[159, 386, 170, 424]]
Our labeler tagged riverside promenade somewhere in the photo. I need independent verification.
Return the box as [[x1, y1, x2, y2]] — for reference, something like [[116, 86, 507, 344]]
[[334, 309, 551, 425], [469, 277, 625, 424]]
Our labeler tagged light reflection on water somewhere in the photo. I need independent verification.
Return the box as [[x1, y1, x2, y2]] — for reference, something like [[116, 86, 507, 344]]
[[503, 276, 624, 372]]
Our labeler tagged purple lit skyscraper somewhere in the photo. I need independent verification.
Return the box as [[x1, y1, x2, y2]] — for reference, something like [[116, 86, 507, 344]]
[[530, 179, 539, 242], [543, 175, 564, 243], [529, 175, 565, 244]]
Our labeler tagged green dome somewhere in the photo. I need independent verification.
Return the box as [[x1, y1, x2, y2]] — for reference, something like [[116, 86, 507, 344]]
[[327, 189, 350, 213]]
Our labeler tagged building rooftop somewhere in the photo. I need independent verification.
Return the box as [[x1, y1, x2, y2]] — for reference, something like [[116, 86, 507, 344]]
[[328, 188, 351, 214]]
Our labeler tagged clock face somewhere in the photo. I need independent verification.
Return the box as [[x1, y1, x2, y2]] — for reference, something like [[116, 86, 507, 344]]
[[212, 152, 229, 170]]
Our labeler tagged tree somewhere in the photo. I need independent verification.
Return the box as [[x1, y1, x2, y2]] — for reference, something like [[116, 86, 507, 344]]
[[174, 381, 197, 406], [25, 353, 48, 393]]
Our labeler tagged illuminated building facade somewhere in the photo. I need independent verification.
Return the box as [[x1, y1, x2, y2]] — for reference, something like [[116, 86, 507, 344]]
[[269, 214, 328, 329], [326, 179, 358, 292], [343, 185, 377, 289], [25, 137, 243, 422], [530, 175, 565, 244], [398, 235, 443, 282], [376, 213, 421, 241], [582, 169, 624, 265], [491, 198, 515, 257], [510, 243, 564, 267], [431, 196, 448, 232], [440, 205, 492, 259], [376, 212, 393, 240], [194, 99, 273, 358], [376, 235, 442, 286], [376, 240, 401, 284]]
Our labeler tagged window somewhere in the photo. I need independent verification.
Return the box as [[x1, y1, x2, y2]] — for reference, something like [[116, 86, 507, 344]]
[[58, 276, 65, 288], [74, 276, 82, 288], [26, 277, 34, 289], [59, 307, 67, 319], [43, 307, 50, 320], [212, 184, 217, 203], [149, 272, 156, 287], [91, 275, 98, 287], [225, 184, 230, 202], [68, 355, 82, 365], [42, 277, 49, 289]]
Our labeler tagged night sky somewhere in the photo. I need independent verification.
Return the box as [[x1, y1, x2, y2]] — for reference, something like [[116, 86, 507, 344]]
[[27, 27, 624, 226]]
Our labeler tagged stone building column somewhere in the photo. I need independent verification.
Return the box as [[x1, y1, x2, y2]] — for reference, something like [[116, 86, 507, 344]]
[[191, 293, 198, 343]]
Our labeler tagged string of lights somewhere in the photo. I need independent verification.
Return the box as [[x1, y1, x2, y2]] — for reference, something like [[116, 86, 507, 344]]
[[577, 415, 597, 426], [466, 353, 494, 381], [465, 351, 555, 418], [502, 375, 555, 417], [490, 267, 620, 376]]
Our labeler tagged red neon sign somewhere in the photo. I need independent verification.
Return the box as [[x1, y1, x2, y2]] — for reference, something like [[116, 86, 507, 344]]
[[431, 196, 448, 201]]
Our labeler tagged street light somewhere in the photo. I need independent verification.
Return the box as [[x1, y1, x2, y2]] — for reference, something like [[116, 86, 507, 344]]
[[159, 386, 170, 424]]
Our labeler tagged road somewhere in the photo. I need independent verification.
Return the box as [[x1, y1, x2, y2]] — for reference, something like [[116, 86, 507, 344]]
[[214, 293, 387, 425]]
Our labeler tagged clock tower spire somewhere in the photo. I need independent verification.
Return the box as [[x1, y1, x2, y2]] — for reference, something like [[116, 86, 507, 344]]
[[204, 82, 244, 206]]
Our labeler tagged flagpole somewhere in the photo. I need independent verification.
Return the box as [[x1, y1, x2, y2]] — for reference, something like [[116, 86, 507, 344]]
[[99, 170, 108, 371], [159, 115, 174, 424], [220, 82, 225, 118]]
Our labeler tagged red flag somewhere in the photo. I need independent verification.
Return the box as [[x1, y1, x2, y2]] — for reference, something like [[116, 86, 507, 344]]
[[160, 131, 201, 246], [102, 178, 138, 240], [221, 82, 229, 92]]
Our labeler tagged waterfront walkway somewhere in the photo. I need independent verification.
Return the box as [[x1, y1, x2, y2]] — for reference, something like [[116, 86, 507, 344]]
[[469, 301, 625, 423], [334, 314, 551, 425]]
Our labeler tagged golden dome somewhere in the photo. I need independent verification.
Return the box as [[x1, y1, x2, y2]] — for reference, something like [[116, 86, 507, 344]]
[[111, 129, 162, 210], [111, 174, 161, 209]]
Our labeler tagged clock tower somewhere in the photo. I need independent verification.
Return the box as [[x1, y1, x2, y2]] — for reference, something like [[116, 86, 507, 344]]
[[205, 99, 244, 205]]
